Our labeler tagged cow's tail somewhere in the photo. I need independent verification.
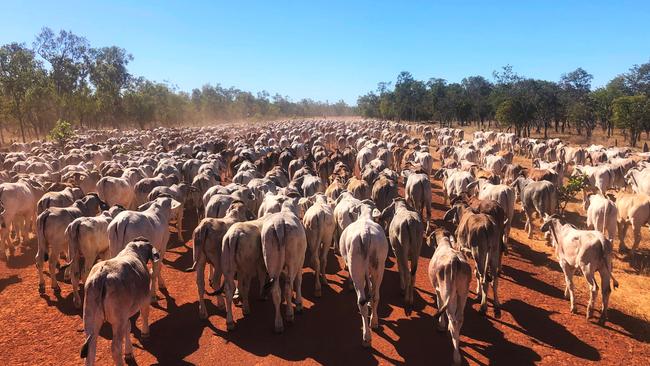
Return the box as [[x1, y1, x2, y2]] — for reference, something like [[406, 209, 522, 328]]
[[186, 223, 208, 272], [408, 221, 420, 278], [61, 220, 81, 271], [36, 211, 50, 263], [37, 197, 50, 214], [108, 219, 125, 257], [81, 273, 107, 359], [357, 226, 373, 307], [601, 237, 619, 289], [262, 221, 286, 297]]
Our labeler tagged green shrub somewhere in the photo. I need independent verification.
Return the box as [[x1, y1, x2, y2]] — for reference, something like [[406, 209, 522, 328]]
[[558, 174, 588, 212], [48, 119, 75, 148]]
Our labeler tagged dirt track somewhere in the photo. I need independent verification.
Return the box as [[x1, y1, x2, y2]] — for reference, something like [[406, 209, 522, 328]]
[[1, 165, 649, 365]]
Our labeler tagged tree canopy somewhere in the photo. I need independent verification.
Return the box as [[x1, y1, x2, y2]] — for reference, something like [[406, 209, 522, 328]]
[[0, 27, 355, 143], [357, 61, 650, 144]]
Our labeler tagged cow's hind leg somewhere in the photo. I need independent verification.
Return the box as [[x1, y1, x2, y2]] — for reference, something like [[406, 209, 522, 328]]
[[599, 269, 612, 325], [370, 269, 384, 330], [196, 257, 208, 319], [110, 320, 127, 366], [560, 261, 577, 313], [617, 221, 628, 252], [583, 264, 598, 321], [124, 320, 134, 362], [271, 280, 283, 333], [293, 270, 303, 313]]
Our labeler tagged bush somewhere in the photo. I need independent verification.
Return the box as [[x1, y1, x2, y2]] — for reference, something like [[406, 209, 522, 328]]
[[558, 174, 588, 212], [48, 119, 75, 148]]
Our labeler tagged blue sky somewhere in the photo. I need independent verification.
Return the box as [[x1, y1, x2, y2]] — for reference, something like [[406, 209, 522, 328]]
[[1, 1, 649, 104]]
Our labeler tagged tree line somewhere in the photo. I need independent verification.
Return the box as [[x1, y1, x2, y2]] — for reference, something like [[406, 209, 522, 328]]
[[0, 27, 355, 143], [357, 63, 650, 146]]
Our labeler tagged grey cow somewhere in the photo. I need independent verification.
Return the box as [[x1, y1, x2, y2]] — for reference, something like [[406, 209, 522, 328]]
[[80, 238, 160, 366]]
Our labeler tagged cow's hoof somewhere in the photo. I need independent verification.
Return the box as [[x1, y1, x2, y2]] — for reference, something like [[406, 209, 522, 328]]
[[199, 311, 208, 320], [361, 339, 371, 348], [371, 323, 379, 331], [52, 286, 61, 294], [227, 321, 235, 331], [295, 304, 303, 314], [598, 317, 607, 325], [141, 332, 150, 340], [38, 284, 45, 294], [125, 353, 134, 361], [274, 325, 284, 334], [478, 307, 487, 316], [494, 308, 502, 319], [570, 307, 578, 314], [320, 277, 328, 286], [242, 307, 250, 316], [150, 295, 158, 303], [73, 298, 82, 309], [314, 289, 322, 298]]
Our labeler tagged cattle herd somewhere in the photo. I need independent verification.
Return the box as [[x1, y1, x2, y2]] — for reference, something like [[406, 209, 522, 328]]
[[0, 119, 647, 365]]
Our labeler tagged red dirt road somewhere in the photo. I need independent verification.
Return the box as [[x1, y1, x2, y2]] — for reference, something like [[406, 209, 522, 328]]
[[1, 180, 649, 365]]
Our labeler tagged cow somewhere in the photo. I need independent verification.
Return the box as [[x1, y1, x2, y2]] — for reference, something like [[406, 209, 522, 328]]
[[540, 215, 618, 324], [403, 170, 432, 221], [261, 205, 307, 333], [187, 200, 253, 319], [510, 176, 557, 239], [339, 201, 388, 347], [80, 238, 160, 366], [108, 196, 180, 301], [35, 194, 109, 293], [302, 193, 336, 297], [614, 191, 650, 254], [221, 217, 268, 330], [36, 186, 85, 214]]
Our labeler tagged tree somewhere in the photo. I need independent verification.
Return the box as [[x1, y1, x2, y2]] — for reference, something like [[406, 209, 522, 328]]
[[462, 75, 493, 126], [591, 76, 626, 137], [33, 27, 91, 121], [0, 43, 44, 142], [612, 95, 650, 147], [89, 46, 133, 127], [496, 97, 536, 136]]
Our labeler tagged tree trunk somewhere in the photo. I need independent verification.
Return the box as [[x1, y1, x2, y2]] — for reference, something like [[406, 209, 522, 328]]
[[18, 116, 26, 143], [544, 120, 548, 139]]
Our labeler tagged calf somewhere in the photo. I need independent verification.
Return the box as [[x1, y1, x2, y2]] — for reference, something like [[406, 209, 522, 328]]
[[584, 194, 617, 242], [80, 238, 160, 366], [302, 193, 336, 297], [426, 228, 471, 366], [380, 198, 423, 305], [541, 215, 618, 324], [510, 177, 557, 239], [64, 205, 125, 308], [188, 201, 252, 319], [444, 202, 502, 318]]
